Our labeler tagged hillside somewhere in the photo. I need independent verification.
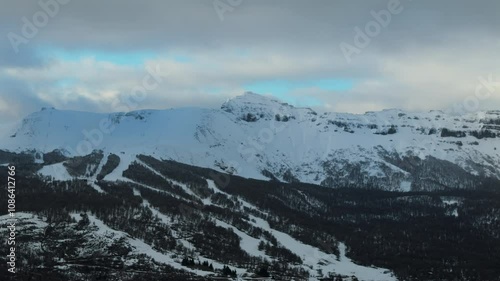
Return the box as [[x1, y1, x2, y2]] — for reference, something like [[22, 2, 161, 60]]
[[1, 154, 499, 280], [1, 92, 499, 191]]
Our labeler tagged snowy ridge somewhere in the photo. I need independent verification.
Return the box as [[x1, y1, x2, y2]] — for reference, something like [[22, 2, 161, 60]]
[[2, 92, 500, 191]]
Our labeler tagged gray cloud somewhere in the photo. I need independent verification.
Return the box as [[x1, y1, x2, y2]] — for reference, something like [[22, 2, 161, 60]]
[[0, 77, 50, 121], [0, 0, 499, 124], [2, 0, 498, 52]]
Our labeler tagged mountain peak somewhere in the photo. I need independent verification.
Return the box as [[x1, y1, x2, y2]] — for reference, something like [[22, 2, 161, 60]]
[[222, 91, 289, 108], [40, 107, 57, 112], [221, 92, 295, 121]]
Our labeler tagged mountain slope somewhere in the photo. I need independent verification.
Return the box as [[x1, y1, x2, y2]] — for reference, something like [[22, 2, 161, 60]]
[[2, 155, 500, 281], [1, 92, 499, 191]]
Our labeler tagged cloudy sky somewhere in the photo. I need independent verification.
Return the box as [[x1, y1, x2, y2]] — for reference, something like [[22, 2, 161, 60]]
[[1, 0, 499, 125]]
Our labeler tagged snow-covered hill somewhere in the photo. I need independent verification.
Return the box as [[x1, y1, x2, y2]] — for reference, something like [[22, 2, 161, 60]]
[[1, 92, 500, 191]]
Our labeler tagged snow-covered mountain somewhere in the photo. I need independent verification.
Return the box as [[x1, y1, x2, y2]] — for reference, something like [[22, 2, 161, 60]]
[[2, 92, 500, 191], [2, 93, 500, 280]]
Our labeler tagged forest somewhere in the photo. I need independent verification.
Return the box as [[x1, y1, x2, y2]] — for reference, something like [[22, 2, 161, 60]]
[[0, 153, 499, 280]]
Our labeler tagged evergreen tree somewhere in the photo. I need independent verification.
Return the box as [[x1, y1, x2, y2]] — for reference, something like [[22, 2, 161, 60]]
[[257, 266, 270, 277]]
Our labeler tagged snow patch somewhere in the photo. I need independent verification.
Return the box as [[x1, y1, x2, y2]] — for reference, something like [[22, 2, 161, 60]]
[[38, 163, 72, 181]]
